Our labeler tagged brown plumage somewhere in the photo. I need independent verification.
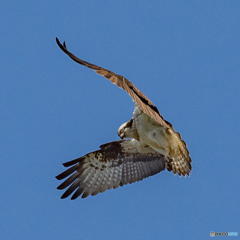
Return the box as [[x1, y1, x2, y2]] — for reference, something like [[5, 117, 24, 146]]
[[55, 37, 191, 199], [56, 38, 168, 127], [56, 140, 167, 199]]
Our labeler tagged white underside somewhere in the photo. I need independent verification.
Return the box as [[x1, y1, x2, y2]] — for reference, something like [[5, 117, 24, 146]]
[[132, 106, 170, 156]]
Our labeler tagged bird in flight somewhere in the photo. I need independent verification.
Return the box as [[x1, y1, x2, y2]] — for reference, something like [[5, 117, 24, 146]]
[[55, 37, 191, 199]]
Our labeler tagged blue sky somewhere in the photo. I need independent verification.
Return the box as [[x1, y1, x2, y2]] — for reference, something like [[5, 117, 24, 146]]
[[1, 0, 239, 239]]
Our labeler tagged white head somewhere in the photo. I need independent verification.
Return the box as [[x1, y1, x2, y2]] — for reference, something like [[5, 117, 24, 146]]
[[118, 119, 139, 140]]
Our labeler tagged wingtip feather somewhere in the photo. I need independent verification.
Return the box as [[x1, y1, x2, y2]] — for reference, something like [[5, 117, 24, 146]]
[[55, 37, 67, 52]]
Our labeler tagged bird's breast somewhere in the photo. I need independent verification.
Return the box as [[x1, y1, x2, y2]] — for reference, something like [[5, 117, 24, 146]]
[[134, 111, 172, 156]]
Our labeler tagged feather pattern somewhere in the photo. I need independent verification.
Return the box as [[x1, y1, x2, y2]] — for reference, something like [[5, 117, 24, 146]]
[[55, 37, 192, 199], [56, 140, 166, 199], [56, 37, 169, 127]]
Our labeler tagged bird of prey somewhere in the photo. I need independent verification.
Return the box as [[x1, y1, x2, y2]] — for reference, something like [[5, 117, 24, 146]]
[[55, 37, 191, 199]]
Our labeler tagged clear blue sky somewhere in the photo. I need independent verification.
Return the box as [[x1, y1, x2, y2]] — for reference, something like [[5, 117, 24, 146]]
[[1, 1, 239, 239]]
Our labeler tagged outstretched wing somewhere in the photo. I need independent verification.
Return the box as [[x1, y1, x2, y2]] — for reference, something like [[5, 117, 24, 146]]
[[56, 140, 167, 199], [56, 37, 170, 127]]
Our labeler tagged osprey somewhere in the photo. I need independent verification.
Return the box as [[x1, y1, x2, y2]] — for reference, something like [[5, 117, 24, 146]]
[[55, 38, 191, 199]]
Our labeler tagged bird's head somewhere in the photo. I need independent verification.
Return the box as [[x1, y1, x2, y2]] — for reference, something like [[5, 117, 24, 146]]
[[118, 121, 129, 139], [118, 119, 138, 139]]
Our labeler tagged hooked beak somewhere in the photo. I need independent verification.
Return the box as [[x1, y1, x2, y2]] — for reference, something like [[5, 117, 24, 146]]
[[118, 131, 124, 139]]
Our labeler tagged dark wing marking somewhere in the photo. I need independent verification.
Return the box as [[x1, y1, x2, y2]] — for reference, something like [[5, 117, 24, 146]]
[[56, 140, 167, 199], [56, 37, 170, 127]]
